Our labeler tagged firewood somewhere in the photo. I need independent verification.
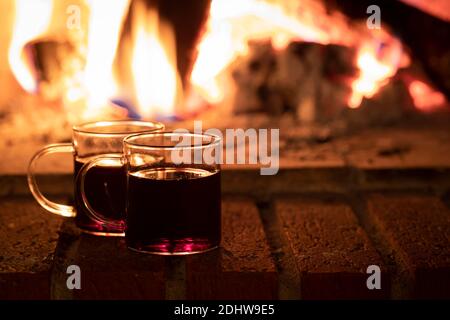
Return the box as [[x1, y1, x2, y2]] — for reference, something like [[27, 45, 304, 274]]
[[25, 39, 84, 101], [230, 41, 357, 122]]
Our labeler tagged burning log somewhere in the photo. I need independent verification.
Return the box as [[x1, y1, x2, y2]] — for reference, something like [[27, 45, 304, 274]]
[[333, 0, 450, 101], [158, 0, 211, 85], [229, 38, 425, 126], [275, 42, 324, 121], [230, 41, 357, 122], [345, 75, 414, 127], [289, 43, 357, 122], [231, 41, 281, 115], [25, 39, 84, 101]]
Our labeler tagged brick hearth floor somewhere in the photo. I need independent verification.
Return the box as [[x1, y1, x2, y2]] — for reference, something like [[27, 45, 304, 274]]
[[0, 123, 449, 299]]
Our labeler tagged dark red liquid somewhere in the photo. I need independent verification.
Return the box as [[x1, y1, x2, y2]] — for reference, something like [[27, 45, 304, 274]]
[[74, 158, 126, 235], [126, 167, 221, 254]]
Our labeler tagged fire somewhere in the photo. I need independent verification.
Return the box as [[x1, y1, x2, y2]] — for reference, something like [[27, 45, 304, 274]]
[[130, 0, 181, 118], [8, 0, 129, 120], [190, 0, 408, 110], [190, 0, 331, 103], [408, 80, 446, 112], [348, 45, 400, 108], [7, 0, 181, 120], [7, 0, 444, 120], [81, 0, 130, 118], [8, 0, 53, 93]]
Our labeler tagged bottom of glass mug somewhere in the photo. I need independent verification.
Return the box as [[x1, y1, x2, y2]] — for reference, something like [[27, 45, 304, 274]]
[[127, 238, 220, 255], [80, 229, 125, 237], [76, 220, 125, 237]]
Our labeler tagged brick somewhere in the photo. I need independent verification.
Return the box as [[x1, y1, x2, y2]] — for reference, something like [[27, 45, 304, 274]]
[[334, 127, 450, 191], [52, 221, 165, 300], [4, 125, 450, 197], [275, 198, 389, 299], [0, 197, 63, 299], [186, 199, 278, 299], [336, 127, 450, 169], [355, 169, 450, 191], [222, 167, 351, 197], [366, 194, 450, 299]]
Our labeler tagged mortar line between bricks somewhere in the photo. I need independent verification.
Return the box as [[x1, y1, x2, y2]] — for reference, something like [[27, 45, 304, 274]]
[[256, 201, 301, 300], [347, 192, 412, 299], [164, 257, 186, 300], [50, 221, 81, 300], [336, 140, 411, 299], [330, 138, 361, 193]]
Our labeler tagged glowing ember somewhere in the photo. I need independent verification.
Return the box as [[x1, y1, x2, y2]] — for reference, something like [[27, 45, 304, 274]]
[[408, 80, 446, 112], [8, 0, 53, 93], [348, 43, 401, 108], [130, 0, 181, 118]]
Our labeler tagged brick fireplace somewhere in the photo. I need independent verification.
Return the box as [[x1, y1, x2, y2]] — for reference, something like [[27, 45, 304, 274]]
[[0, 0, 449, 300]]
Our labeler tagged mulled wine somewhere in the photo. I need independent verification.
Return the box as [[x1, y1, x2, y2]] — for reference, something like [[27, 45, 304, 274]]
[[74, 156, 126, 234], [126, 167, 221, 254]]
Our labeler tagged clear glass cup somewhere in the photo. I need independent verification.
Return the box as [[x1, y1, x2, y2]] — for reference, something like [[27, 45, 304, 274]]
[[27, 120, 164, 236], [77, 132, 222, 254]]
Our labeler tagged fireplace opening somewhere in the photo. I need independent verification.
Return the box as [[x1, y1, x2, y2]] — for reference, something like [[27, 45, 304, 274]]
[[1, 0, 450, 301], [0, 0, 448, 144]]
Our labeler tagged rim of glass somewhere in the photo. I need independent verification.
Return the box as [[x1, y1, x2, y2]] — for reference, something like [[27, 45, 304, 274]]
[[124, 132, 222, 150], [73, 120, 165, 136]]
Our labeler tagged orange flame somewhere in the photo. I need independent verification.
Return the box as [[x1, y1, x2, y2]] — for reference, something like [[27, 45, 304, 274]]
[[8, 0, 53, 93], [348, 49, 396, 108], [80, 0, 130, 118], [190, 0, 330, 103], [129, 0, 181, 118], [8, 0, 181, 120], [408, 80, 446, 112], [191, 0, 409, 110], [8, 0, 427, 119]]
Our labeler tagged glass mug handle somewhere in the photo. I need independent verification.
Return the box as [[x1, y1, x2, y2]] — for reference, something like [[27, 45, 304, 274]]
[[28, 143, 76, 217], [75, 155, 126, 230]]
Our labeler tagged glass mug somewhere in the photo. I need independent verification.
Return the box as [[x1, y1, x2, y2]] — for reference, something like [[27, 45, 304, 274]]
[[77, 132, 222, 254], [28, 120, 164, 236]]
